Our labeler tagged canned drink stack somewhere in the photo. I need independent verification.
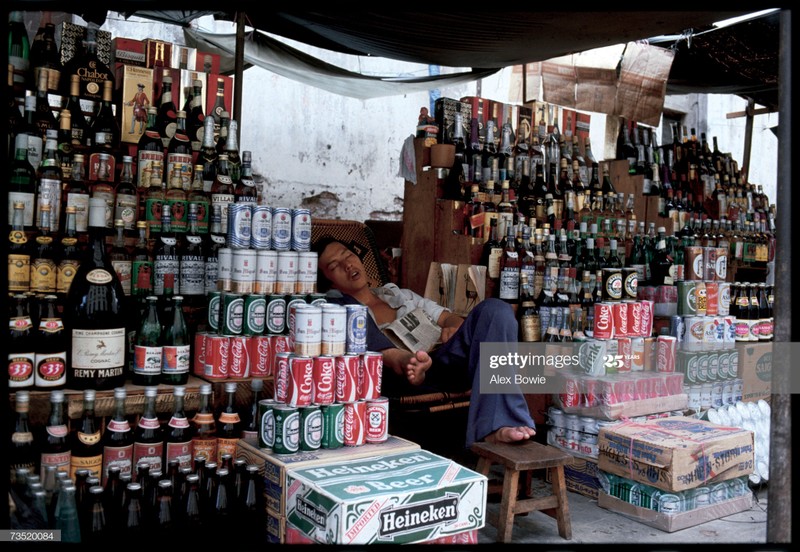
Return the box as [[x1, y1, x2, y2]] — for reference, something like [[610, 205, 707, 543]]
[[251, 205, 273, 250]]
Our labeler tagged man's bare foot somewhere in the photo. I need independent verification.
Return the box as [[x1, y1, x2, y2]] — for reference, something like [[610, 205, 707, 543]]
[[405, 350, 432, 386], [484, 426, 536, 444]]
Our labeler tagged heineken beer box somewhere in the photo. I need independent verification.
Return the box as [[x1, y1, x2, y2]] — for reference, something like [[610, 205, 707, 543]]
[[286, 449, 487, 545], [598, 416, 754, 493]]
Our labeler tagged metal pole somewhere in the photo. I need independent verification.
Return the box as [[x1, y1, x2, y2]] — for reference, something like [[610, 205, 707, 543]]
[[767, 7, 791, 545]]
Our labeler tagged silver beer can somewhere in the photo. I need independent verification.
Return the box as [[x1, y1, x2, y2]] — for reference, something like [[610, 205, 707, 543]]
[[227, 203, 252, 249], [250, 205, 273, 250], [290, 208, 312, 252], [271, 207, 292, 251]]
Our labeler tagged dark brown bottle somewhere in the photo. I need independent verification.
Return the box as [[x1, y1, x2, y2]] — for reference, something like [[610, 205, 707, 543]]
[[101, 388, 134, 485], [133, 387, 165, 475], [191, 383, 218, 463], [69, 389, 103, 481], [39, 389, 71, 481], [164, 385, 194, 471], [33, 294, 66, 389], [8, 293, 35, 389], [215, 382, 241, 464]]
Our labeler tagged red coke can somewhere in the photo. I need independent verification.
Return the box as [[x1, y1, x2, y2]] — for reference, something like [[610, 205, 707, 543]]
[[312, 355, 335, 405], [335, 354, 360, 403], [613, 302, 629, 338], [343, 400, 366, 446], [270, 334, 292, 376], [287, 356, 314, 407], [656, 335, 677, 372], [365, 397, 389, 443], [616, 337, 632, 372], [228, 336, 251, 378], [665, 372, 684, 396], [559, 373, 582, 409], [653, 373, 669, 397], [626, 301, 642, 337], [593, 303, 615, 339], [614, 378, 635, 403], [248, 335, 271, 378], [204, 335, 230, 379], [600, 378, 618, 405], [581, 377, 600, 408], [360, 351, 383, 400], [193, 332, 207, 376], [274, 352, 292, 403], [639, 300, 654, 337]]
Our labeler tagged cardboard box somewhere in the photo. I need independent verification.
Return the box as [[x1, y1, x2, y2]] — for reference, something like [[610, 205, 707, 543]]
[[597, 491, 754, 533], [285, 449, 487, 544], [434, 97, 472, 146], [284, 523, 478, 545], [235, 435, 420, 517], [737, 342, 772, 403], [598, 416, 754, 492], [116, 64, 154, 144], [145, 39, 172, 69], [112, 37, 146, 67], [547, 455, 601, 499], [460, 96, 490, 142]]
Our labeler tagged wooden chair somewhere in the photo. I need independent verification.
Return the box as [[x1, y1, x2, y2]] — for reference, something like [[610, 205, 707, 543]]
[[471, 440, 574, 543]]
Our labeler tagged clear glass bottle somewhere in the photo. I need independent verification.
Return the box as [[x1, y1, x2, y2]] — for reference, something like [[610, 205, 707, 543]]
[[179, 202, 206, 298]]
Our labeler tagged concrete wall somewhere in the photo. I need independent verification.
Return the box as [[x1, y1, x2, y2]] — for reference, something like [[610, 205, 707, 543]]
[[92, 13, 779, 222]]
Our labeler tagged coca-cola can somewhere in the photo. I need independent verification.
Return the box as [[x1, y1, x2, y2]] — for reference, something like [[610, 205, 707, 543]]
[[639, 300, 654, 338], [270, 334, 292, 372], [626, 301, 642, 337], [360, 351, 383, 400], [286, 356, 314, 407], [274, 352, 292, 403], [193, 331, 208, 376], [656, 335, 677, 372], [614, 378, 635, 403], [321, 304, 347, 356], [343, 400, 367, 446], [665, 372, 684, 396], [616, 337, 632, 372], [593, 303, 615, 339], [248, 335, 271, 378], [312, 355, 335, 405], [600, 378, 618, 405], [635, 374, 655, 400], [365, 397, 389, 443], [204, 335, 230, 379], [227, 335, 251, 378], [613, 301, 629, 337], [581, 377, 601, 408], [653, 373, 669, 397], [559, 373, 582, 409], [335, 354, 360, 403]]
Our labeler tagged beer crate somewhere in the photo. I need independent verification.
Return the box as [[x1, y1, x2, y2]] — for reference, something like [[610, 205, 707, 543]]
[[285, 449, 487, 544], [235, 435, 420, 517], [598, 416, 754, 493], [598, 490, 754, 533], [284, 523, 479, 545], [546, 456, 601, 499]]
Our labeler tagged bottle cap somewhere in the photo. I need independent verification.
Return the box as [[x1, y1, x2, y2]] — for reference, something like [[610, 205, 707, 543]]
[[114, 387, 127, 399], [200, 383, 212, 394], [83, 389, 96, 401], [174, 386, 186, 396], [51, 390, 64, 402], [144, 386, 159, 397]]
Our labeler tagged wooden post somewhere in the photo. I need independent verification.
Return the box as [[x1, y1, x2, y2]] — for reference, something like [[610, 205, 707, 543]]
[[742, 97, 755, 176]]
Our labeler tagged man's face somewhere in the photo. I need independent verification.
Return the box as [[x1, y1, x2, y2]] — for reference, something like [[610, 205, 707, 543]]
[[319, 242, 367, 295]]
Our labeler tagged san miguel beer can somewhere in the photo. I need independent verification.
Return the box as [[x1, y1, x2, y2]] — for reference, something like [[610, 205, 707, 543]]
[[271, 208, 292, 251], [231, 249, 257, 294], [299, 405, 323, 451], [296, 251, 318, 294], [360, 351, 383, 400], [714, 247, 728, 281], [335, 354, 360, 402], [244, 294, 266, 336], [703, 247, 718, 281], [345, 304, 368, 354], [685, 246, 704, 280], [321, 304, 347, 356], [320, 403, 344, 449], [272, 404, 300, 455], [204, 335, 230, 379], [273, 352, 292, 403], [250, 205, 272, 250], [365, 397, 389, 443], [217, 248, 233, 291], [293, 305, 322, 358], [343, 400, 367, 446], [227, 335, 250, 378], [286, 356, 314, 407], [257, 399, 276, 449], [248, 335, 271, 377], [276, 251, 298, 295], [312, 355, 335, 405], [255, 249, 277, 294]]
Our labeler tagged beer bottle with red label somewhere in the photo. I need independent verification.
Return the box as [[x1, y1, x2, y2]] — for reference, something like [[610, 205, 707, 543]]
[[70, 389, 103, 481], [133, 387, 165, 475], [215, 382, 241, 463], [40, 389, 71, 480], [191, 383, 218, 463], [8, 293, 35, 389], [165, 385, 194, 471], [101, 387, 134, 484], [33, 294, 66, 389]]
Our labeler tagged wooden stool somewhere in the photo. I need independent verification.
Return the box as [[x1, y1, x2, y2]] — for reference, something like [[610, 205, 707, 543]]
[[471, 440, 573, 543]]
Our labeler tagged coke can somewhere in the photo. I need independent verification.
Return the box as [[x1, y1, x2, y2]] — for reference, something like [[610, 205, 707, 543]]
[[258, 399, 276, 449], [251, 205, 272, 250], [613, 301, 629, 337], [581, 376, 601, 407], [221, 292, 245, 335], [626, 301, 642, 337], [296, 251, 318, 294], [272, 404, 300, 455], [255, 249, 278, 295], [204, 335, 230, 379], [345, 304, 369, 354], [248, 335, 271, 377], [291, 208, 312, 252], [343, 400, 367, 446], [276, 251, 299, 295], [593, 303, 614, 339], [360, 351, 383, 400], [635, 374, 655, 400], [665, 372, 684, 396], [616, 337, 632, 372], [293, 305, 322, 358], [265, 294, 287, 335], [227, 203, 252, 249], [228, 335, 251, 378], [656, 335, 677, 372], [244, 294, 267, 336], [600, 377, 618, 406], [231, 248, 257, 294], [271, 207, 292, 251], [335, 354, 360, 402], [365, 397, 389, 443], [559, 373, 582, 409], [320, 403, 345, 449], [705, 281, 719, 316], [217, 248, 233, 291], [273, 352, 292, 403], [193, 331, 207, 376], [299, 405, 323, 451], [321, 304, 347, 356], [639, 300, 654, 337], [614, 378, 635, 403], [312, 356, 335, 405], [207, 291, 221, 333], [286, 355, 314, 407]]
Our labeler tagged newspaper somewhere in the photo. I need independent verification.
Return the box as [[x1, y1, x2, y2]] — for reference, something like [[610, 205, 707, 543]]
[[382, 307, 442, 353]]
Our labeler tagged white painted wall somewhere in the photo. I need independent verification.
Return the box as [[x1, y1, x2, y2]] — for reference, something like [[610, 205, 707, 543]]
[[97, 13, 779, 222]]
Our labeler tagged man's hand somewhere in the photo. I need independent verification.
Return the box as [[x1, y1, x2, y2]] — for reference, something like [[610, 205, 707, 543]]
[[438, 312, 464, 343]]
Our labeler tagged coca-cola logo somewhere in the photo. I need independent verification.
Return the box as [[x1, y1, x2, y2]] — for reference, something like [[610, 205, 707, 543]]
[[218, 340, 229, 375], [616, 303, 628, 328], [317, 362, 334, 395], [596, 305, 611, 330], [297, 361, 314, 397]]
